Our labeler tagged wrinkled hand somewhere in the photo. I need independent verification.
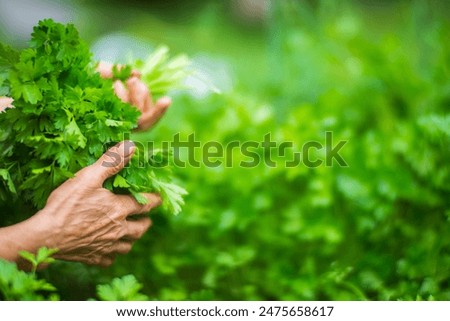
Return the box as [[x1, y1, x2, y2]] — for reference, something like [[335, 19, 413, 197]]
[[35, 141, 160, 267], [0, 60, 168, 268], [97, 61, 171, 130]]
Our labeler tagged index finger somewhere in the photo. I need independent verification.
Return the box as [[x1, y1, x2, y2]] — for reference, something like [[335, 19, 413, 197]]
[[117, 193, 162, 217]]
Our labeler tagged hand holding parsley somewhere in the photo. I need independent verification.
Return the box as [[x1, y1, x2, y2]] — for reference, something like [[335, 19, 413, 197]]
[[0, 19, 190, 267], [96, 61, 172, 131], [0, 19, 188, 216], [0, 141, 160, 267]]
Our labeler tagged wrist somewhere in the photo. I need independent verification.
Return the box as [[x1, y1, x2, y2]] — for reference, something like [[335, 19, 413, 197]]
[[25, 207, 62, 250], [0, 208, 58, 265]]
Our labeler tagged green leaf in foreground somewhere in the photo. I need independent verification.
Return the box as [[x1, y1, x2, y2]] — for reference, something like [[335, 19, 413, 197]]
[[97, 275, 149, 301], [19, 247, 58, 274], [0, 258, 58, 300]]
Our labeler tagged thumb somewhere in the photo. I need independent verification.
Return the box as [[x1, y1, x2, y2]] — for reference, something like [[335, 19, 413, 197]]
[[89, 141, 136, 187]]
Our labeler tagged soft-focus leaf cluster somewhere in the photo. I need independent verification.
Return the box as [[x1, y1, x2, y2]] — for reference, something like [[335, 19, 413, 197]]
[[131, 46, 191, 97], [107, 1, 448, 301], [0, 254, 147, 301], [96, 275, 149, 301], [0, 258, 58, 300]]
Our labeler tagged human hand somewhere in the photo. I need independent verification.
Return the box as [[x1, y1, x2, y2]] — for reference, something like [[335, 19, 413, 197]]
[[32, 141, 160, 267], [97, 61, 171, 131]]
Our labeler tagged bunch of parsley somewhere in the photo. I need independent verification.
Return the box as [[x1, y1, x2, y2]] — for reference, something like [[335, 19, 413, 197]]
[[0, 19, 186, 215]]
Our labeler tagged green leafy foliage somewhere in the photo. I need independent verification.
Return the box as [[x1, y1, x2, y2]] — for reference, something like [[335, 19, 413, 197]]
[[96, 275, 149, 301], [0, 258, 58, 300], [112, 64, 133, 82], [0, 43, 19, 96], [0, 19, 186, 216], [0, 254, 149, 301], [19, 247, 58, 274], [131, 46, 191, 97]]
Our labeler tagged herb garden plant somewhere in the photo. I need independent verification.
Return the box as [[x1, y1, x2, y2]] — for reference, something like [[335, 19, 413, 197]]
[[0, 19, 188, 217]]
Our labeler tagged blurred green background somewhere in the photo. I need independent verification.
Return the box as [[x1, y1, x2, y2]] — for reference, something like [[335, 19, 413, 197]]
[[1, 0, 449, 300]]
